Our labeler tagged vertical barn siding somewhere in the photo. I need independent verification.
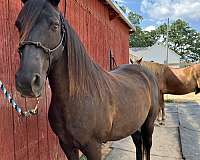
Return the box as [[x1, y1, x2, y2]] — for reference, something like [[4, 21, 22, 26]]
[[65, 0, 130, 69], [9, 2, 29, 160], [0, 1, 65, 159], [0, 1, 15, 159], [0, 0, 130, 159]]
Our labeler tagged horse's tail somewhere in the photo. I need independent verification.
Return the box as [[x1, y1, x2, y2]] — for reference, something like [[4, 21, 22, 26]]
[[140, 65, 160, 160]]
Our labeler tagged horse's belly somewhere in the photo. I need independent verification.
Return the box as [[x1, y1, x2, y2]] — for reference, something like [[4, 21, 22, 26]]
[[109, 104, 150, 141], [109, 118, 146, 141]]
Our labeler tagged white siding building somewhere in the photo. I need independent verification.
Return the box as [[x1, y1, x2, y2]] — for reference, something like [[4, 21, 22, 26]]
[[130, 43, 181, 67]]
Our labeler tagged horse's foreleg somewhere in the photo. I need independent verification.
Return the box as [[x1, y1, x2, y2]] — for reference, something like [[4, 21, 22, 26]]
[[141, 131, 152, 160], [131, 131, 144, 160], [157, 108, 162, 122], [161, 93, 166, 121], [80, 140, 101, 160], [161, 106, 165, 121], [59, 139, 79, 160], [157, 92, 165, 124], [141, 120, 155, 160]]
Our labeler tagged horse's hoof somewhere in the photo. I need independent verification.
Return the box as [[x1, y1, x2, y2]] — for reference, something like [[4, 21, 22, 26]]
[[159, 121, 165, 126], [162, 117, 166, 121], [157, 118, 162, 122], [155, 121, 161, 127]]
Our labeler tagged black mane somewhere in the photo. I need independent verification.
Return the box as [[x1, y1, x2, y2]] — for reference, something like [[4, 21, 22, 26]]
[[63, 18, 114, 99]]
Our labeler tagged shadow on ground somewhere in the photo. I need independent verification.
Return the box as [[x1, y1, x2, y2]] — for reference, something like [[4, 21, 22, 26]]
[[103, 102, 183, 160], [103, 99, 200, 160], [177, 101, 200, 160]]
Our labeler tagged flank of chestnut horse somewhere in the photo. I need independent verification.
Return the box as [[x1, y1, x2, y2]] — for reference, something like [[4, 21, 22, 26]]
[[15, 0, 160, 160], [132, 58, 200, 120]]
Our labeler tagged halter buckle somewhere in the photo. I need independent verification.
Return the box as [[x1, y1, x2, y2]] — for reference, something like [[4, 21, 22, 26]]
[[36, 42, 41, 47]]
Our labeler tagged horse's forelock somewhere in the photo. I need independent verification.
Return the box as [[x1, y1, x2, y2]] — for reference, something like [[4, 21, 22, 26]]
[[17, 0, 47, 41]]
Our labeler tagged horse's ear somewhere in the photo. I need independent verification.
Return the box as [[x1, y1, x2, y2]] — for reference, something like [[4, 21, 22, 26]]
[[48, 0, 60, 6], [130, 59, 134, 64], [21, 0, 28, 3], [136, 57, 143, 64]]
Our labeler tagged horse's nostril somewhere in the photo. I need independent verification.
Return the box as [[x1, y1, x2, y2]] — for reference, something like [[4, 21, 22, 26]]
[[31, 73, 41, 88]]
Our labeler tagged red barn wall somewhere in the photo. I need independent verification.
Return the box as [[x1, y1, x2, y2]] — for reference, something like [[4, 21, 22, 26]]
[[0, 0, 130, 160], [64, 0, 130, 69]]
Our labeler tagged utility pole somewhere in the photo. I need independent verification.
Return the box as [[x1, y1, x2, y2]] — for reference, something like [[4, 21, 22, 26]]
[[165, 18, 170, 100], [166, 18, 169, 65]]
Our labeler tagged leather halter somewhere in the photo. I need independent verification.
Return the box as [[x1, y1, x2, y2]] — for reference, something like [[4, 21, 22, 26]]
[[18, 15, 66, 75]]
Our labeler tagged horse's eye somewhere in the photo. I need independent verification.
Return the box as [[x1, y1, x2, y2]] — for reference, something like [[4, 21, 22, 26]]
[[51, 22, 59, 31]]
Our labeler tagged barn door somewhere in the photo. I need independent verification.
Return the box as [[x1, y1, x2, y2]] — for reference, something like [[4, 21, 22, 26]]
[[109, 50, 118, 71]]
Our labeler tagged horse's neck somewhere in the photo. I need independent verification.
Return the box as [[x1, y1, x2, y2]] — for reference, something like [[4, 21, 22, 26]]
[[48, 53, 111, 104], [48, 24, 111, 101], [69, 25, 114, 98], [48, 53, 70, 100], [164, 67, 196, 94]]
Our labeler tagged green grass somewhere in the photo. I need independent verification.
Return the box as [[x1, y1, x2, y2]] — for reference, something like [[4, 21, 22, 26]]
[[164, 99, 174, 103]]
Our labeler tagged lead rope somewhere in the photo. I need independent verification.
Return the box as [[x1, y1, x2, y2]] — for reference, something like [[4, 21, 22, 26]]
[[0, 80, 38, 117], [80, 155, 87, 160]]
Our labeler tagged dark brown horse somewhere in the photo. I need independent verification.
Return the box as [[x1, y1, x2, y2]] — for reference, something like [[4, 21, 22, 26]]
[[131, 58, 200, 120], [15, 0, 160, 159]]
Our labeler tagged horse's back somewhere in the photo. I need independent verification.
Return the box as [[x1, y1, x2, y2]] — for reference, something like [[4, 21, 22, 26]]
[[109, 64, 154, 98], [110, 64, 158, 87], [115, 64, 160, 117]]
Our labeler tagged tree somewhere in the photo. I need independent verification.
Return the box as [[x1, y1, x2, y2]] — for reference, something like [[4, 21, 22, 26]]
[[125, 9, 156, 48], [119, 5, 127, 13], [128, 12, 143, 26], [119, 4, 200, 61], [156, 19, 200, 62], [129, 26, 157, 47]]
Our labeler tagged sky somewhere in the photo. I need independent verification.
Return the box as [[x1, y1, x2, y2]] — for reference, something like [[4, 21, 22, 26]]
[[114, 0, 200, 32]]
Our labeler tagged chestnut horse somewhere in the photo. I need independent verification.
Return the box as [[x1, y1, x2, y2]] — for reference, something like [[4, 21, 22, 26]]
[[15, 0, 160, 159], [131, 58, 200, 120]]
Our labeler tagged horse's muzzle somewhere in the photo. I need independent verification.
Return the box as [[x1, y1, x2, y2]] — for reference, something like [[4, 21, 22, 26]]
[[15, 72, 43, 98]]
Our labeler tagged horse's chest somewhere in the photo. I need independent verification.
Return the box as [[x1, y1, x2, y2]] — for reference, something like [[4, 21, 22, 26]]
[[48, 105, 66, 135], [48, 102, 97, 144]]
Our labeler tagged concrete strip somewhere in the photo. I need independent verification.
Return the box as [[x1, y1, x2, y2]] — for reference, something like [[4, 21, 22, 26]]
[[178, 102, 200, 160]]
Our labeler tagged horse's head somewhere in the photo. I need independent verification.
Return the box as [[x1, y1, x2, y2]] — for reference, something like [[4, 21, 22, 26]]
[[15, 0, 64, 98], [136, 57, 143, 64], [193, 64, 200, 94], [130, 57, 143, 64]]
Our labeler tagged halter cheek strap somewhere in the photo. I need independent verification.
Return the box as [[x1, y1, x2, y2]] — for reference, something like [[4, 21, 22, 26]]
[[18, 15, 66, 75]]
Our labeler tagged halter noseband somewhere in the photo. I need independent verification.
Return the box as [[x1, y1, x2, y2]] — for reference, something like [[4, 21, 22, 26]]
[[18, 15, 66, 75]]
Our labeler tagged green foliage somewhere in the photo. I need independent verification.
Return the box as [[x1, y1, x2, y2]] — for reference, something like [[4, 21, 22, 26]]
[[119, 5, 126, 13], [119, 3, 200, 62], [128, 12, 143, 26], [127, 9, 155, 48], [129, 26, 157, 47], [156, 19, 200, 62]]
